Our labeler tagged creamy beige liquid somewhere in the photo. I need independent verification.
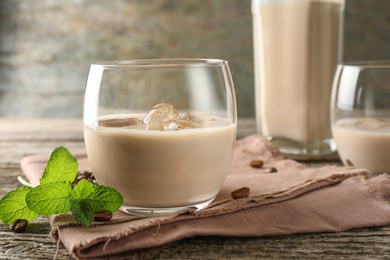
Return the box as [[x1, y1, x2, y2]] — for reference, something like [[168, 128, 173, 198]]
[[84, 116, 236, 208], [332, 118, 390, 173], [253, 0, 343, 142]]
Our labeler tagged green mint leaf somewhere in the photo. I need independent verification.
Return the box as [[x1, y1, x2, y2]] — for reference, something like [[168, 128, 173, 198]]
[[25, 182, 72, 216], [71, 179, 123, 214], [70, 199, 94, 227], [40, 146, 78, 185], [71, 179, 94, 199], [0, 187, 39, 225], [88, 185, 123, 212]]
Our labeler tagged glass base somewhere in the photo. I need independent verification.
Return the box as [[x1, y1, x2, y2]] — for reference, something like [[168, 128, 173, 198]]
[[120, 197, 215, 217], [267, 136, 338, 161]]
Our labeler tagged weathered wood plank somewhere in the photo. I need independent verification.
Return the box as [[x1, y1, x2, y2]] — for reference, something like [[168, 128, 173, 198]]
[[0, 216, 70, 259], [0, 141, 86, 166], [152, 228, 390, 259], [1, 225, 390, 259]]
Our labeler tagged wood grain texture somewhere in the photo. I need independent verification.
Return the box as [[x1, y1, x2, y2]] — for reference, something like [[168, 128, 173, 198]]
[[1, 118, 389, 259]]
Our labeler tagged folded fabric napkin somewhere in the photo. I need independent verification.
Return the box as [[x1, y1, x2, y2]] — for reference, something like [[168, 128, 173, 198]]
[[21, 135, 390, 259]]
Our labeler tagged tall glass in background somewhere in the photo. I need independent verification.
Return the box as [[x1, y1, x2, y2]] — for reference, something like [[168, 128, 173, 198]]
[[252, 0, 345, 160]]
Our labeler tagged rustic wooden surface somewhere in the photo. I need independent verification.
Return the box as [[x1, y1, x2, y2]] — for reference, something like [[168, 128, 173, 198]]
[[1, 118, 390, 259]]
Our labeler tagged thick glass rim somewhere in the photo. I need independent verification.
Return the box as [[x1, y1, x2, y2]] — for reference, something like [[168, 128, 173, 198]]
[[338, 60, 390, 69], [91, 58, 228, 68]]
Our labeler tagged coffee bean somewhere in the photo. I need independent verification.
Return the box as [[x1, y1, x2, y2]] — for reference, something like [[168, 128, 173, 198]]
[[250, 159, 264, 168], [346, 159, 354, 167], [9, 219, 28, 233], [231, 187, 250, 200], [264, 167, 277, 173], [94, 211, 113, 222], [73, 171, 97, 186]]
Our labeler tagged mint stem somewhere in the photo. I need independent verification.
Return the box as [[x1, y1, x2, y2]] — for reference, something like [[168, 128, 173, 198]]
[[17, 176, 35, 188]]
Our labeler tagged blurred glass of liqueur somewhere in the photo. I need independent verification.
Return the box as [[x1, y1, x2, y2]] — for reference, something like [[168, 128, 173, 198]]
[[331, 61, 390, 173], [252, 0, 345, 160]]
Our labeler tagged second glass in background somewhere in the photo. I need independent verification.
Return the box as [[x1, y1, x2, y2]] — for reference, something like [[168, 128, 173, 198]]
[[252, 0, 345, 160], [331, 61, 390, 173]]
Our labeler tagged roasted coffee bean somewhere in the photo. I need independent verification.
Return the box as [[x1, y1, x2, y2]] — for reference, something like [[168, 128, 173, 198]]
[[250, 159, 264, 168], [73, 171, 97, 186], [9, 219, 28, 233], [231, 187, 250, 200], [94, 211, 113, 222], [346, 159, 354, 167], [78, 171, 95, 180], [264, 167, 277, 173]]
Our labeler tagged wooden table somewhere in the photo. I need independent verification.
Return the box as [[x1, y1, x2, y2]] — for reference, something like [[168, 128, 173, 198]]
[[1, 118, 390, 259]]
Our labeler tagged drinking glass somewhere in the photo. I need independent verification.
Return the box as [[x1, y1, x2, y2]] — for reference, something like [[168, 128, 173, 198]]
[[331, 61, 390, 173], [83, 59, 237, 216], [252, 0, 344, 160]]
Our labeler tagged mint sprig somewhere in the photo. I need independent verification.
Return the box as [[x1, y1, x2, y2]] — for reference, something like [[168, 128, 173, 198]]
[[0, 187, 39, 224], [0, 147, 123, 227]]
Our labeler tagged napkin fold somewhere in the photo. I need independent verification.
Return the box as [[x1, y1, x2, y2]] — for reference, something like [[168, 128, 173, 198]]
[[21, 135, 390, 259]]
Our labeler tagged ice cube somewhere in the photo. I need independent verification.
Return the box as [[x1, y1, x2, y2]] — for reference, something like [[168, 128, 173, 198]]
[[143, 103, 179, 130], [165, 119, 201, 130], [182, 111, 213, 125], [355, 118, 385, 131], [98, 117, 142, 127], [164, 120, 180, 130]]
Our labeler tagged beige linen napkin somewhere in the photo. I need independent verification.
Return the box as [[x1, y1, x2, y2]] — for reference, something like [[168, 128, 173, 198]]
[[21, 135, 390, 259]]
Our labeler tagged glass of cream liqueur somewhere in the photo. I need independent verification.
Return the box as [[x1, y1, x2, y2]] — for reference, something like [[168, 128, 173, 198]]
[[83, 59, 237, 216], [331, 61, 390, 173], [252, 0, 345, 160]]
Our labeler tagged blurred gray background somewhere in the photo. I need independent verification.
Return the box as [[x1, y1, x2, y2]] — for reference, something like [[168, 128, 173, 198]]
[[0, 0, 389, 118]]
